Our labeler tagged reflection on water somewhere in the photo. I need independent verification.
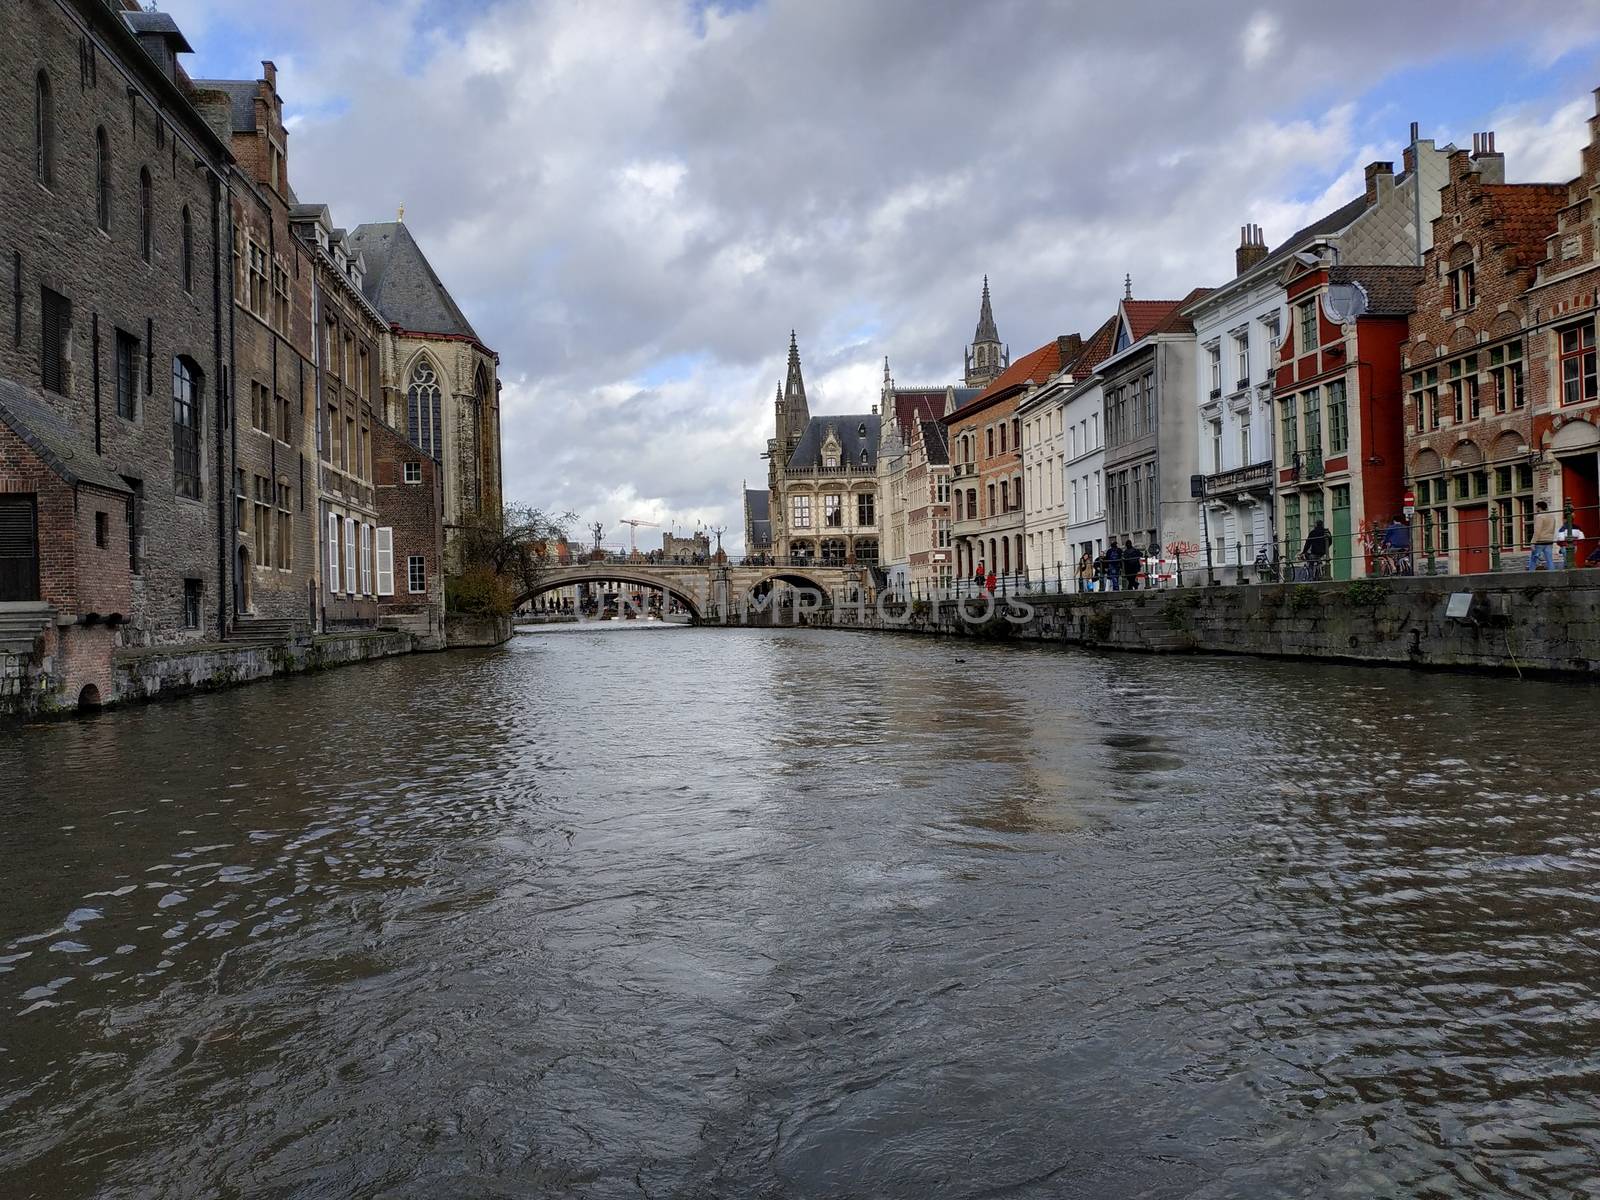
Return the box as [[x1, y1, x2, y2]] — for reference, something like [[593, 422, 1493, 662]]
[[3, 630, 1600, 1198]]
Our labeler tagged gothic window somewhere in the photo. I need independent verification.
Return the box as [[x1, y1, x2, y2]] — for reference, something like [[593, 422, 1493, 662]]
[[172, 356, 202, 498], [35, 72, 54, 188], [95, 127, 111, 231], [138, 167, 153, 262], [407, 358, 443, 459]]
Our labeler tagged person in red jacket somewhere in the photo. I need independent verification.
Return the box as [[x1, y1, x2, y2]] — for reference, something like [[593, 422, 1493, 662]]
[[985, 570, 997, 594]]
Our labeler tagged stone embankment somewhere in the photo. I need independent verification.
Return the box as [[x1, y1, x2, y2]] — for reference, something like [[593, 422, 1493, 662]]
[[804, 571, 1600, 677]]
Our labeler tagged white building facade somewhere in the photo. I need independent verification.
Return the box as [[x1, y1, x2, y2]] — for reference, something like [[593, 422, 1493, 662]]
[[1062, 374, 1108, 572], [1019, 376, 1069, 587]]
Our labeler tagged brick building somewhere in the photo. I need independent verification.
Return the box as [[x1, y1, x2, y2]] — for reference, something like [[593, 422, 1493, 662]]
[[903, 411, 953, 594], [1404, 132, 1569, 573], [372, 418, 444, 648], [196, 63, 319, 629], [2, 1, 232, 706]]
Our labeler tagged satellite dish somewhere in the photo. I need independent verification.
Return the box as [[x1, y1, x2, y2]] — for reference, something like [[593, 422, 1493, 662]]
[[1322, 282, 1368, 324]]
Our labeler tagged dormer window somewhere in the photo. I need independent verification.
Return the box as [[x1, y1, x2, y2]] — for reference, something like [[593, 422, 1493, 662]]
[[860, 448, 869, 465], [857, 422, 867, 437], [823, 454, 838, 469]]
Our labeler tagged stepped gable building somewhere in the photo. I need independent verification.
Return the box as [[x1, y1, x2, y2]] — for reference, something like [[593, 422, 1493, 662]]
[[195, 62, 319, 628], [1, 0, 233, 706], [343, 220, 503, 566], [1099, 291, 1209, 559], [964, 277, 1010, 388], [1403, 130, 1571, 573], [946, 334, 1080, 583], [765, 333, 881, 565], [874, 356, 975, 584], [903, 415, 953, 593]]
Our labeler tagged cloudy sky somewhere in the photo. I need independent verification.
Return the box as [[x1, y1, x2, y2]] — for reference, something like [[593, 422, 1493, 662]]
[[164, 0, 1600, 551]]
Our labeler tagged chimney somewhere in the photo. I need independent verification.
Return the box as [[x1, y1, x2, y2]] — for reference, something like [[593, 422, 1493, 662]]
[[1055, 333, 1083, 368], [1236, 223, 1268, 275], [262, 60, 278, 91], [1364, 160, 1394, 206], [1471, 130, 1506, 184]]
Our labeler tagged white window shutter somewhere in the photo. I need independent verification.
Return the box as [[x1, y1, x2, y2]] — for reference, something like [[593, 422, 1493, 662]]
[[344, 517, 357, 595], [376, 527, 394, 596], [360, 524, 372, 595], [327, 511, 340, 592]]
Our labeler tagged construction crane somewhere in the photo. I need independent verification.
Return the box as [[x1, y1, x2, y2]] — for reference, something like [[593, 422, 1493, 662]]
[[620, 518, 661, 551]]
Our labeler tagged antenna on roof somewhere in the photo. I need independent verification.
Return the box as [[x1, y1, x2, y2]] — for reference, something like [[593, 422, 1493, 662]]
[[1123, 274, 1133, 300]]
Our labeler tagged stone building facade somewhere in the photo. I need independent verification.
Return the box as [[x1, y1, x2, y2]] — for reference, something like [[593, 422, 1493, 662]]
[[903, 414, 952, 594], [765, 334, 881, 565], [2, 0, 232, 701], [344, 221, 503, 568], [198, 63, 319, 627]]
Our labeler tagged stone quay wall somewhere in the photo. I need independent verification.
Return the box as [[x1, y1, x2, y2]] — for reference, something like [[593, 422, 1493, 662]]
[[798, 572, 1600, 677]]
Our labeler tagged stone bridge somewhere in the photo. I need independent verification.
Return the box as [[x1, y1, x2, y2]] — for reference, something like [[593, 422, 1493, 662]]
[[516, 561, 860, 622]]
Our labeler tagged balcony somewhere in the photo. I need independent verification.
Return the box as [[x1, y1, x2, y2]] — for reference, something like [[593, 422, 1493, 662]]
[[953, 462, 978, 479], [1287, 451, 1324, 485], [1203, 460, 1273, 497]]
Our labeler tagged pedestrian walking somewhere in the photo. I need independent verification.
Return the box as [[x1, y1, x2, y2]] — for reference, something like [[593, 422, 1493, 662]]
[[1105, 541, 1122, 591], [1122, 537, 1141, 590], [1529, 501, 1558, 571]]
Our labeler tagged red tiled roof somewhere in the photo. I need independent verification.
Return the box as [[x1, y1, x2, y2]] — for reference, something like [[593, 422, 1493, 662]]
[[1123, 299, 1184, 341], [1069, 313, 1122, 375], [967, 340, 1063, 404], [1481, 183, 1568, 270], [892, 389, 945, 438]]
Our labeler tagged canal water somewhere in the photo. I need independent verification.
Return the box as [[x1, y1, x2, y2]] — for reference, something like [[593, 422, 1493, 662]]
[[2, 629, 1599, 1199]]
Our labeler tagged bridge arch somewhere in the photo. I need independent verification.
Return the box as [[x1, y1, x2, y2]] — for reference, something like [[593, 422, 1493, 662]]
[[741, 570, 836, 597], [517, 568, 708, 620]]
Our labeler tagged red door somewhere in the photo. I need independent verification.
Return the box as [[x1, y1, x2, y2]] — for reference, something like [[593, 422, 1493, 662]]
[[1562, 455, 1599, 566], [1457, 504, 1491, 574]]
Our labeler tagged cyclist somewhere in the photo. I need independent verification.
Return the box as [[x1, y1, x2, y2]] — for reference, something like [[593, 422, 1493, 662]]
[[1302, 520, 1332, 580]]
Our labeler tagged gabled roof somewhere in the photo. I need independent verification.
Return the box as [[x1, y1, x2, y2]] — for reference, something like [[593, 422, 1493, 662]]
[[1123, 299, 1185, 342], [891, 389, 945, 439], [786, 414, 881, 471], [344, 222, 482, 343], [0, 380, 131, 495], [123, 10, 193, 53], [970, 340, 1062, 401], [1070, 313, 1122, 375], [191, 79, 260, 134], [918, 419, 950, 465], [1327, 265, 1423, 316]]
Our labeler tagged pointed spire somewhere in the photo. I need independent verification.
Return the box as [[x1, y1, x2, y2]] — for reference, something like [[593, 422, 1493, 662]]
[[784, 331, 806, 403], [1124, 273, 1133, 300], [973, 275, 1000, 345], [883, 355, 891, 386]]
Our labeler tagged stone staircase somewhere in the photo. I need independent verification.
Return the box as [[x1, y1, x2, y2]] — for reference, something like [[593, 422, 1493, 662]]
[[0, 601, 54, 662], [229, 616, 305, 647]]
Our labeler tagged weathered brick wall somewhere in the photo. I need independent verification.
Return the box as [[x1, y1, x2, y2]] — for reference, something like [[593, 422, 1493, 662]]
[[2, 0, 230, 645], [0, 423, 79, 610], [372, 418, 444, 625]]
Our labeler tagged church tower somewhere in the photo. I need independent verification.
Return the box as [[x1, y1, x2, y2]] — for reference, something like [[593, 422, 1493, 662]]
[[778, 330, 810, 448], [963, 276, 1009, 388]]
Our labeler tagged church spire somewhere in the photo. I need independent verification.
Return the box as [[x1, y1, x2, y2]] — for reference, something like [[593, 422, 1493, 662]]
[[785, 330, 807, 405], [974, 275, 1000, 344], [781, 332, 810, 444], [964, 276, 1008, 388]]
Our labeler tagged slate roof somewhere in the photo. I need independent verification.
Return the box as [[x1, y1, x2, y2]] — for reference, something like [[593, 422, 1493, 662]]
[[918, 419, 950, 465], [974, 277, 1000, 343], [343, 222, 481, 342], [786, 414, 881, 471], [123, 10, 194, 52], [745, 488, 772, 548], [1326, 265, 1423, 316], [0, 380, 131, 495], [190, 79, 260, 133]]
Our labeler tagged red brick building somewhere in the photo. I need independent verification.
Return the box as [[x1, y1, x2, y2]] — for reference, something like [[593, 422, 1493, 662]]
[[373, 419, 444, 648], [1403, 133, 1569, 572], [1274, 256, 1419, 577]]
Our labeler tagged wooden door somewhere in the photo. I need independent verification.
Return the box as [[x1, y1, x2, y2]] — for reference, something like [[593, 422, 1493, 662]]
[[1457, 503, 1491, 574]]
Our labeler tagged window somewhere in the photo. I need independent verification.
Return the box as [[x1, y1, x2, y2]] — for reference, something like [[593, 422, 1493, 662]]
[[1234, 332, 1249, 386], [251, 381, 270, 434], [790, 494, 811, 528], [1283, 495, 1301, 556], [1409, 368, 1439, 433], [407, 358, 443, 458], [94, 127, 111, 232], [277, 393, 292, 444], [182, 578, 202, 629], [1141, 372, 1155, 432], [1240, 415, 1251, 464], [999, 423, 1007, 453], [234, 468, 245, 529], [1207, 344, 1221, 395], [357, 346, 369, 399], [271, 262, 289, 330], [823, 493, 842, 527], [404, 461, 422, 484], [173, 357, 201, 498], [344, 415, 355, 471], [935, 475, 949, 503], [181, 207, 193, 292], [248, 242, 268, 316], [986, 427, 995, 458], [123, 476, 143, 574], [275, 480, 291, 570], [360, 523, 372, 595], [344, 517, 357, 595], [823, 452, 838, 469], [1303, 389, 1322, 460], [1297, 301, 1317, 354], [253, 475, 271, 566], [857, 492, 875, 526], [1327, 380, 1348, 455], [1210, 420, 1222, 472], [327, 511, 341, 592], [1450, 262, 1477, 311], [1560, 322, 1597, 406], [94, 511, 108, 548], [40, 287, 71, 394], [138, 168, 153, 263], [376, 528, 396, 595], [325, 404, 338, 465], [115, 328, 138, 418], [35, 72, 54, 188], [1490, 343, 1525, 412], [1279, 394, 1298, 460], [1012, 417, 1021, 450], [1464, 355, 1481, 420]]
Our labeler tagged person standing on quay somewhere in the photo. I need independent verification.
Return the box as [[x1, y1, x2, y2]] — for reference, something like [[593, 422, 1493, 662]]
[[1529, 501, 1558, 571], [1077, 550, 1094, 593], [1105, 541, 1121, 591], [1122, 537, 1141, 591]]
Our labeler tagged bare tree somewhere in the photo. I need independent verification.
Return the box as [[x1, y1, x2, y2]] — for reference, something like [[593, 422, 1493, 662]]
[[452, 503, 577, 607]]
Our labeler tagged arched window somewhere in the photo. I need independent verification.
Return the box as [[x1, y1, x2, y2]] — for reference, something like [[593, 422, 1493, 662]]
[[138, 167, 153, 262], [180, 206, 193, 292], [35, 72, 54, 188], [95, 128, 111, 231], [172, 357, 202, 499], [406, 358, 442, 460]]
